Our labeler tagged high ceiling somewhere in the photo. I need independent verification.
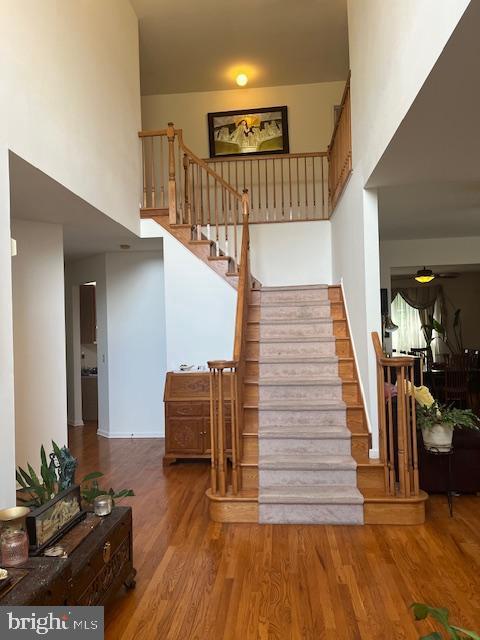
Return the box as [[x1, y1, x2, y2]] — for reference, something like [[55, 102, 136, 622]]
[[130, 0, 349, 95]]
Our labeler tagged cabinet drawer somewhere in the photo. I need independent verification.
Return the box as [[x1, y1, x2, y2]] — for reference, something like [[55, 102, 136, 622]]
[[167, 402, 203, 418]]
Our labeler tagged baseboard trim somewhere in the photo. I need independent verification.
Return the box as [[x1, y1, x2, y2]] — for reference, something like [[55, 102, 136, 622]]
[[68, 420, 84, 427], [369, 448, 379, 459], [97, 429, 165, 439]]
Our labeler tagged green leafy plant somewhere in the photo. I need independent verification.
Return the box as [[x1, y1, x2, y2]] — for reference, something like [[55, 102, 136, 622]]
[[16, 441, 134, 509], [80, 471, 134, 506], [416, 402, 480, 432], [412, 603, 480, 639]]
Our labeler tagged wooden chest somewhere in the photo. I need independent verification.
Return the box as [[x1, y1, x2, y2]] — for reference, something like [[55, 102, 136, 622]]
[[163, 371, 232, 465], [0, 507, 135, 607]]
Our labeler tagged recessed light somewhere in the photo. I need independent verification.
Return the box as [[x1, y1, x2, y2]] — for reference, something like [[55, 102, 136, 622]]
[[236, 73, 248, 87], [120, 244, 131, 250]]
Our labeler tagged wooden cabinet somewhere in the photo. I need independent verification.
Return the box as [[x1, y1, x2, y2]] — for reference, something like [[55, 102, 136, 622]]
[[163, 372, 231, 465], [82, 376, 98, 422], [80, 284, 96, 345]]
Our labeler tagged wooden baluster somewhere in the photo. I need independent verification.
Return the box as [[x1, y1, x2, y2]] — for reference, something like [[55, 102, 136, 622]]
[[159, 136, 164, 207], [296, 156, 300, 218], [272, 159, 276, 221], [167, 122, 176, 224], [257, 159, 261, 216], [217, 366, 226, 496], [377, 360, 388, 494], [280, 158, 285, 217], [183, 154, 191, 225], [396, 366, 409, 497], [191, 159, 196, 231], [288, 157, 293, 220], [177, 137, 183, 222], [322, 155, 326, 218], [224, 187, 229, 256], [312, 156, 317, 218], [411, 368, 420, 496], [195, 164, 201, 239], [141, 138, 147, 208], [209, 368, 218, 494], [405, 366, 413, 494], [230, 367, 238, 494], [242, 161, 246, 193], [214, 178, 219, 255], [150, 136, 156, 208], [199, 164, 204, 229], [386, 366, 395, 495], [265, 160, 269, 221], [206, 172, 211, 240], [304, 156, 308, 217], [249, 160, 253, 219]]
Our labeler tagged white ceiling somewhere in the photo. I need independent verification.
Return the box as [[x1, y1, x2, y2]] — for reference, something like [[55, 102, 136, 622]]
[[372, 1, 480, 241], [130, 0, 349, 95], [9, 153, 163, 261]]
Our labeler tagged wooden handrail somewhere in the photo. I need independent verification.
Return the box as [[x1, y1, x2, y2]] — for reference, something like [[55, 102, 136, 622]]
[[328, 73, 352, 213], [205, 151, 327, 162], [208, 191, 251, 497], [372, 331, 419, 498]]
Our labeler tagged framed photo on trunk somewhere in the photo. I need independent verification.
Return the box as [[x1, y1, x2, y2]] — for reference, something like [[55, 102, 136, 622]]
[[208, 106, 289, 158]]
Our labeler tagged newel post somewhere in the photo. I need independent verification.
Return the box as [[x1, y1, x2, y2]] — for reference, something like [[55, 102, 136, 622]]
[[167, 122, 177, 225]]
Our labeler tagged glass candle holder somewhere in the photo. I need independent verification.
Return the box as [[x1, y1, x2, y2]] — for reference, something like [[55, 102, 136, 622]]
[[1, 530, 29, 567], [93, 495, 113, 517]]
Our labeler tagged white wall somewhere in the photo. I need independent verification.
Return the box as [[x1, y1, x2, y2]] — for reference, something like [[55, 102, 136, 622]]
[[11, 219, 67, 472], [0, 147, 16, 508], [141, 220, 236, 370], [142, 81, 345, 156], [330, 0, 470, 455], [349, 0, 470, 184], [0, 0, 142, 233], [103, 252, 166, 438]]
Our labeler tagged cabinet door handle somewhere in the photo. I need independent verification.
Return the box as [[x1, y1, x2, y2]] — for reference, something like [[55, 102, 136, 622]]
[[103, 541, 111, 563]]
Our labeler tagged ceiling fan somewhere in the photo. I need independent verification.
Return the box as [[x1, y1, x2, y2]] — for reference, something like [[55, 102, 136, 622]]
[[412, 267, 460, 283]]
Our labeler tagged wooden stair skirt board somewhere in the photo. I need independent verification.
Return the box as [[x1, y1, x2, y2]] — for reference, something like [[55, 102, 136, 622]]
[[363, 490, 428, 525]]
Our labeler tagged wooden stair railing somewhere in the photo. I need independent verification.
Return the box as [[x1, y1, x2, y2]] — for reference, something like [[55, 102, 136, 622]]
[[328, 74, 352, 213], [372, 331, 420, 498], [208, 193, 251, 497], [205, 152, 329, 223]]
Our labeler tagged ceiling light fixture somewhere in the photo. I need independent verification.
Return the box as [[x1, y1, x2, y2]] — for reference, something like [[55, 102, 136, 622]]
[[236, 73, 248, 87], [414, 267, 435, 284]]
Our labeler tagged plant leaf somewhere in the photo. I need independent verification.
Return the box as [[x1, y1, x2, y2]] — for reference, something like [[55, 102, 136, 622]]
[[420, 634, 442, 640], [16, 469, 29, 489], [81, 471, 104, 483], [450, 627, 480, 640], [18, 466, 33, 488]]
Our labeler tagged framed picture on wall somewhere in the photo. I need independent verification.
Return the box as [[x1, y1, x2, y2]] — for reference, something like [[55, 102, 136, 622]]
[[207, 106, 289, 158]]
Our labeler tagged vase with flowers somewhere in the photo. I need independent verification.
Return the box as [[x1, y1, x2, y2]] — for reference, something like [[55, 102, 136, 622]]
[[410, 384, 480, 451]]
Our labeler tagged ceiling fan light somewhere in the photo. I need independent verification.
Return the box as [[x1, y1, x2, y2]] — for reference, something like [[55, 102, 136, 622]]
[[414, 267, 435, 284]]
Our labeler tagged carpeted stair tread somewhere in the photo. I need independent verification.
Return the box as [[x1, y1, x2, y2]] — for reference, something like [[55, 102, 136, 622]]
[[259, 425, 351, 439], [260, 454, 357, 470], [259, 400, 346, 410], [259, 485, 364, 504]]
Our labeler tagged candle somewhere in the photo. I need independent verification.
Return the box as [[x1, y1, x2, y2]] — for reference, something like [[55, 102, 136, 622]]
[[93, 495, 112, 516]]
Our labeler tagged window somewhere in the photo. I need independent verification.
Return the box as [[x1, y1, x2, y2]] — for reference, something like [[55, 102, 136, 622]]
[[391, 294, 442, 358], [391, 295, 425, 353]]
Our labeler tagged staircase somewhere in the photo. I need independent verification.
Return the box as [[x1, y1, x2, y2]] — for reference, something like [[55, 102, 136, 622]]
[[256, 285, 364, 524]]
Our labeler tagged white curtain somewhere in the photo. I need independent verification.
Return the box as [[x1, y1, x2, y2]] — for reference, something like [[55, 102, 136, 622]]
[[391, 295, 441, 357], [391, 295, 426, 352]]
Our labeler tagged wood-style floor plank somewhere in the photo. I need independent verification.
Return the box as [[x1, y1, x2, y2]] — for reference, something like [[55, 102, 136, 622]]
[[69, 424, 480, 639]]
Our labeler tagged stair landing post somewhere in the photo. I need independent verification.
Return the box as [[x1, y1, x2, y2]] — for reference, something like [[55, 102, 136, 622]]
[[167, 122, 177, 225]]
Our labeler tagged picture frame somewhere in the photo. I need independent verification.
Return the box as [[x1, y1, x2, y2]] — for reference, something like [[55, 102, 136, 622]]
[[26, 485, 86, 555], [207, 106, 289, 158]]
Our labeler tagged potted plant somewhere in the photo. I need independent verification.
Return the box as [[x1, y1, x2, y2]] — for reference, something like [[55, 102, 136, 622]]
[[412, 386, 480, 452]]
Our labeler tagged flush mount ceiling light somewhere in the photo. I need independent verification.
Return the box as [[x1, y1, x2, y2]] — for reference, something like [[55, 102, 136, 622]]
[[235, 73, 248, 87], [414, 267, 435, 284]]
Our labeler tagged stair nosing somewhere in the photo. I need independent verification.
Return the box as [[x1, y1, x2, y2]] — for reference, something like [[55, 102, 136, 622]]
[[257, 336, 336, 344], [257, 377, 342, 386], [261, 285, 329, 291]]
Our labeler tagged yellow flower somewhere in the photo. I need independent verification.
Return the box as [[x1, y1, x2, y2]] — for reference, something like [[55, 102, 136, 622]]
[[413, 385, 435, 408]]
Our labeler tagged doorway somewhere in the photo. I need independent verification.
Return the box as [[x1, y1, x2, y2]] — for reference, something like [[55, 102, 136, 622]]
[[79, 282, 98, 426]]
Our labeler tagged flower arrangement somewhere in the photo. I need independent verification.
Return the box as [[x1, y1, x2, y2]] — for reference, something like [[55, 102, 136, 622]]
[[407, 384, 480, 451]]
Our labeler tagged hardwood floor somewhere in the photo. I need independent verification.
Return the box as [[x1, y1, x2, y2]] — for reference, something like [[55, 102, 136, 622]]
[[69, 423, 480, 639]]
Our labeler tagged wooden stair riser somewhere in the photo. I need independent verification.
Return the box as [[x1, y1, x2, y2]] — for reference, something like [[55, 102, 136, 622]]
[[347, 406, 367, 432], [335, 338, 352, 358], [342, 381, 361, 405], [244, 384, 259, 404], [363, 495, 427, 525], [338, 358, 356, 379], [244, 407, 259, 433], [357, 464, 384, 490], [208, 497, 258, 523], [328, 286, 342, 302], [246, 341, 259, 360], [240, 465, 259, 490], [246, 361, 259, 378], [351, 433, 370, 463], [330, 301, 345, 320], [242, 434, 258, 460]]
